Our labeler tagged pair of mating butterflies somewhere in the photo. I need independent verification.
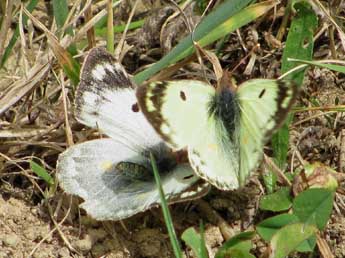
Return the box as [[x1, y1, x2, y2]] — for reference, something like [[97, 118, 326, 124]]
[[57, 47, 297, 220]]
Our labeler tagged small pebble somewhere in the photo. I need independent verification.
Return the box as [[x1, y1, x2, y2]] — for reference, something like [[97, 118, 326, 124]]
[[2, 233, 19, 247], [73, 234, 93, 253], [58, 247, 70, 258]]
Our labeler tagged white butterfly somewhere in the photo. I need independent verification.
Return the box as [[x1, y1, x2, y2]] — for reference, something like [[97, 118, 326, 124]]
[[136, 77, 298, 190], [56, 47, 209, 221]]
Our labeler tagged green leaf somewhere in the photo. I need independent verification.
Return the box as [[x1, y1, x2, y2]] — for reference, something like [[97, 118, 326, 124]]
[[257, 214, 299, 241], [293, 188, 335, 230], [1, 0, 39, 68], [257, 213, 316, 253], [272, 1, 318, 170], [30, 160, 54, 186], [259, 187, 292, 212], [133, 0, 275, 84], [182, 226, 208, 258], [215, 231, 255, 258], [150, 153, 182, 258], [270, 223, 317, 258]]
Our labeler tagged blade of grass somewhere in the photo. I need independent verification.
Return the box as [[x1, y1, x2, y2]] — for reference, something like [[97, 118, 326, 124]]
[[53, 0, 71, 36], [30, 160, 54, 186], [287, 58, 345, 74], [106, 0, 114, 54], [0, 0, 38, 68], [271, 2, 317, 172], [95, 19, 145, 37], [134, 0, 275, 84], [150, 152, 182, 258], [52, 0, 77, 55]]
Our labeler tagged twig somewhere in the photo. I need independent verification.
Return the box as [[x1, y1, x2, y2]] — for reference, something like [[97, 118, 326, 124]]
[[84, 2, 96, 49], [263, 154, 292, 186], [339, 129, 345, 173], [316, 232, 334, 258], [60, 71, 74, 147], [195, 199, 235, 240]]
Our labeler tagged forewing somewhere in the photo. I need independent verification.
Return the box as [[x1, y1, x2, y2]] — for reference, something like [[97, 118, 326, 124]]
[[75, 47, 161, 148], [237, 79, 297, 184], [136, 80, 215, 149], [57, 138, 204, 221]]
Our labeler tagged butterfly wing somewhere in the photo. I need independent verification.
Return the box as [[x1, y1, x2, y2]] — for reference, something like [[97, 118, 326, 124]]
[[137, 80, 241, 190], [237, 79, 297, 184], [75, 47, 161, 149], [57, 138, 208, 221]]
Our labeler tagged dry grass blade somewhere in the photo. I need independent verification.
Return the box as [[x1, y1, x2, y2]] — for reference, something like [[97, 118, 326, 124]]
[[195, 45, 223, 85], [316, 233, 334, 258], [114, 0, 139, 60], [0, 0, 15, 60], [0, 59, 50, 115], [18, 5, 30, 76], [0, 128, 50, 138], [59, 71, 74, 147]]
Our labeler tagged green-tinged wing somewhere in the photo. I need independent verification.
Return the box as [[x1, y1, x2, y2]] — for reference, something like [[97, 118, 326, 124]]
[[188, 125, 240, 190], [137, 80, 215, 149], [237, 79, 297, 184], [137, 80, 241, 190]]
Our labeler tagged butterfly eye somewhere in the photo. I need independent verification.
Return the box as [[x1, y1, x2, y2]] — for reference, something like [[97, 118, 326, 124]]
[[180, 91, 186, 101], [131, 103, 139, 112], [259, 89, 266, 98]]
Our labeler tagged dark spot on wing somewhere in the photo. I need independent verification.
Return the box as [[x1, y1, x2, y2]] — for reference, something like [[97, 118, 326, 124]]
[[259, 88, 266, 98], [180, 91, 186, 101], [131, 103, 139, 112], [183, 174, 194, 180]]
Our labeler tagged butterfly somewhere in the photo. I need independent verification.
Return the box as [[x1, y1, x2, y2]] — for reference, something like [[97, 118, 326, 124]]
[[136, 75, 298, 190], [56, 47, 209, 221]]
